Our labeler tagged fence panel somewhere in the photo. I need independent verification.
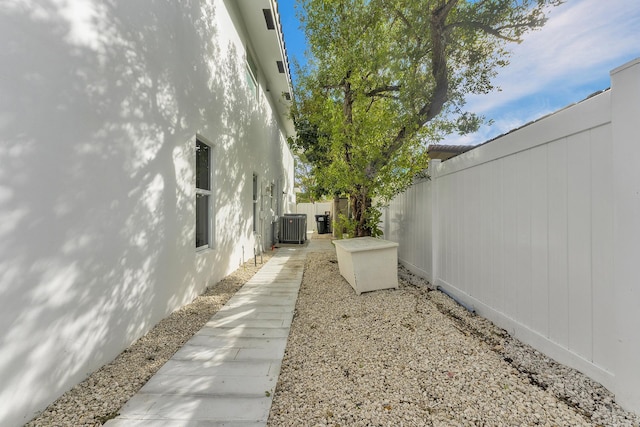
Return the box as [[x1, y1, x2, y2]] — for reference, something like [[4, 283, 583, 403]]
[[296, 202, 333, 232], [384, 59, 640, 413]]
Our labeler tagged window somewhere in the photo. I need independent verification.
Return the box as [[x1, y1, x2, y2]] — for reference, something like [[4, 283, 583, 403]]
[[276, 179, 282, 217], [252, 173, 258, 233], [269, 183, 274, 211], [196, 138, 212, 249], [245, 50, 258, 99]]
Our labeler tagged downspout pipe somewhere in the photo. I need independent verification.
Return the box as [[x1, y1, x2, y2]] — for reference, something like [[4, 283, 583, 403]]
[[436, 285, 476, 315]]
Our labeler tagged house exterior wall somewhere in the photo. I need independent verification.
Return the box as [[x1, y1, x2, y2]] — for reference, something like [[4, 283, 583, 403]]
[[0, 1, 294, 425], [384, 58, 640, 415]]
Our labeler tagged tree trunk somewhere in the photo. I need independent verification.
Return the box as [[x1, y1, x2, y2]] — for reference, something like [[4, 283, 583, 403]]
[[333, 194, 340, 237], [342, 72, 374, 237], [350, 187, 372, 237]]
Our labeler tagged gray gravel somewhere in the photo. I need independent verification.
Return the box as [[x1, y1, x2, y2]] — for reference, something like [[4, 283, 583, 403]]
[[267, 251, 640, 427], [25, 253, 274, 427], [24, 248, 640, 426]]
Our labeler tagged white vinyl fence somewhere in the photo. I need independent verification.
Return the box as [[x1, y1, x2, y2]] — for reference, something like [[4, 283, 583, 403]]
[[384, 58, 640, 415], [296, 202, 333, 232]]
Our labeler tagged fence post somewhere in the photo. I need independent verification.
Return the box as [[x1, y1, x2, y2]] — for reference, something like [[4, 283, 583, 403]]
[[611, 58, 640, 414], [430, 159, 441, 285]]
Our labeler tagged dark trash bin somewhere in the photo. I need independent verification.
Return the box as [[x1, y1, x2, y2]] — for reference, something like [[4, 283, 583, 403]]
[[315, 214, 330, 234]]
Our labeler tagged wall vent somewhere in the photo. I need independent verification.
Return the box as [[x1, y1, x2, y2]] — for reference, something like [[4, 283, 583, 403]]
[[263, 9, 275, 30]]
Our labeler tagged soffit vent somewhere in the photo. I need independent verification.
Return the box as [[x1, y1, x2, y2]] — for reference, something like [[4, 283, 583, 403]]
[[263, 9, 275, 30], [277, 60, 285, 73], [283, 92, 291, 101]]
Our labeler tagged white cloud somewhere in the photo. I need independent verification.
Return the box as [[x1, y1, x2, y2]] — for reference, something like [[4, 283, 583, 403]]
[[448, 0, 640, 146], [466, 0, 640, 113], [444, 107, 557, 146]]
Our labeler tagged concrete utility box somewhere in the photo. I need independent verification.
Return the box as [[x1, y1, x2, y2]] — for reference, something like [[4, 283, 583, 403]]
[[332, 237, 399, 295]]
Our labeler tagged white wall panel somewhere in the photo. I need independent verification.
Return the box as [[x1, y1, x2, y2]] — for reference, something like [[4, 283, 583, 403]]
[[489, 159, 504, 311], [547, 138, 569, 348], [422, 182, 433, 276], [566, 132, 593, 359], [468, 166, 481, 299], [516, 151, 533, 327], [589, 124, 614, 372], [445, 176, 453, 282], [530, 145, 550, 337], [477, 164, 492, 304], [501, 156, 519, 319], [440, 177, 451, 283], [460, 169, 471, 295], [409, 185, 417, 267], [454, 173, 464, 290]]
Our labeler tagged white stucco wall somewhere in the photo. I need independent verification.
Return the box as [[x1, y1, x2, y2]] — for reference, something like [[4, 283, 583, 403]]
[[0, 1, 294, 425]]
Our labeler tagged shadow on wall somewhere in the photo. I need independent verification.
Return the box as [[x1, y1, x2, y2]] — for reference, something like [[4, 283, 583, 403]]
[[0, 1, 280, 425]]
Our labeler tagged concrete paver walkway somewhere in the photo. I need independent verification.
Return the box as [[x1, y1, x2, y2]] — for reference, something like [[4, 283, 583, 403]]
[[106, 236, 333, 426]]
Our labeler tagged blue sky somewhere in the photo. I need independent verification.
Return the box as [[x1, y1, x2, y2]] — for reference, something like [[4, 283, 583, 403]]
[[278, 0, 640, 146]]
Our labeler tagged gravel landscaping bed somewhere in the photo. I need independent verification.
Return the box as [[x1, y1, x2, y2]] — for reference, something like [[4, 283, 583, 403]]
[[267, 251, 640, 427], [25, 253, 273, 427], [24, 247, 640, 426]]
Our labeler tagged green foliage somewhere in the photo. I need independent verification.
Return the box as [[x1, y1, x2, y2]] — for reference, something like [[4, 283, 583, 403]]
[[333, 213, 356, 239], [292, 153, 318, 203], [332, 207, 383, 238], [365, 205, 384, 238], [292, 0, 562, 236]]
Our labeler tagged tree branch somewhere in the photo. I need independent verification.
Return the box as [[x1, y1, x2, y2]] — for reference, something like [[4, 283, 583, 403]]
[[393, 7, 412, 31], [343, 71, 353, 165], [366, 85, 401, 97], [365, 0, 457, 179], [445, 21, 524, 42]]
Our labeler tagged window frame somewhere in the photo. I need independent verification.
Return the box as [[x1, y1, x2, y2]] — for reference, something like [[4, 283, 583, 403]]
[[252, 173, 259, 233], [195, 135, 214, 251], [245, 48, 259, 100]]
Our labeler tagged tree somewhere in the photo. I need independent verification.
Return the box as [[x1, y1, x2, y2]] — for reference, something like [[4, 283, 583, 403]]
[[291, 0, 562, 237], [293, 153, 317, 203]]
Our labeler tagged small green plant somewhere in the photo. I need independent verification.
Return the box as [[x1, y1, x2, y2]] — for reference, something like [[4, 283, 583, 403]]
[[334, 213, 356, 239], [265, 390, 271, 397], [332, 209, 384, 238], [364, 206, 384, 238]]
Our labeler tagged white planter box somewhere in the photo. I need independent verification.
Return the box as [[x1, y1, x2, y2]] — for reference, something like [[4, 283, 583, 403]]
[[332, 237, 399, 295]]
